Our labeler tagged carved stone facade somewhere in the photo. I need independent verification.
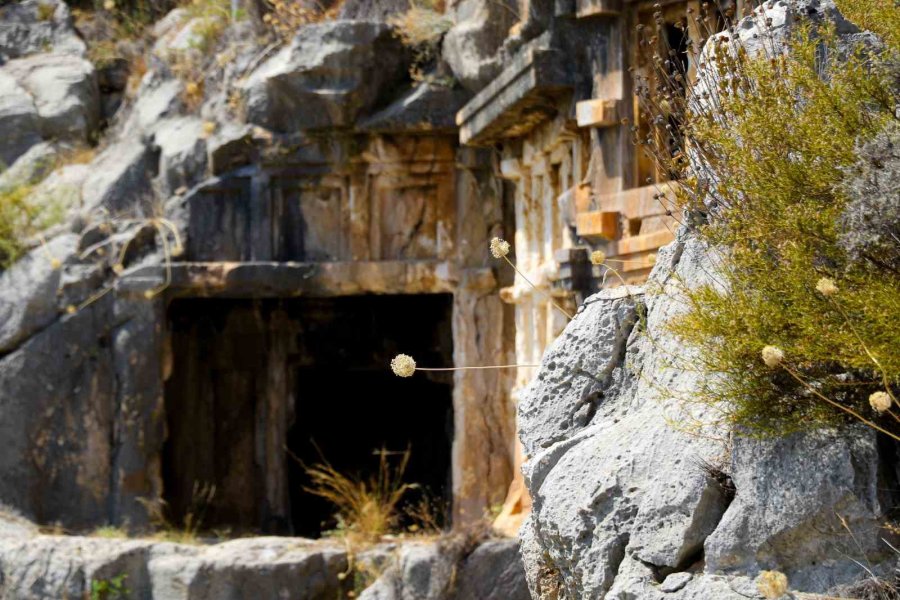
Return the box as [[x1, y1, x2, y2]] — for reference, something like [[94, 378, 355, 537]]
[[142, 134, 517, 530], [0, 0, 743, 537], [456, 0, 741, 532]]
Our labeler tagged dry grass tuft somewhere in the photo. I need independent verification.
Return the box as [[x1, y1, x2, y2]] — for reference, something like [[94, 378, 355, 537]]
[[389, 0, 453, 83], [301, 447, 419, 543], [136, 481, 215, 544], [262, 0, 342, 43]]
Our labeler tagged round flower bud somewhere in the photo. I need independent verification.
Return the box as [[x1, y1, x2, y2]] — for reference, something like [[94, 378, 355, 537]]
[[490, 237, 510, 259], [869, 391, 892, 413], [757, 570, 788, 599], [761, 345, 784, 368], [49, 258, 62, 270], [391, 354, 416, 378], [815, 277, 837, 297], [590, 250, 606, 265]]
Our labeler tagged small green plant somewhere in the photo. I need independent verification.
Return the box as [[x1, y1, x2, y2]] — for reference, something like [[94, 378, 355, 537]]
[[90, 573, 128, 600], [184, 0, 234, 53], [91, 525, 129, 539], [36, 2, 56, 21], [634, 5, 900, 436], [835, 0, 900, 52], [0, 177, 70, 268]]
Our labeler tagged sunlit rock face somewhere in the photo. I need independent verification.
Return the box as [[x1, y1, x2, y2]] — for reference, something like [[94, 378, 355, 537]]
[[515, 2, 900, 597], [0, 525, 530, 600], [517, 234, 898, 599]]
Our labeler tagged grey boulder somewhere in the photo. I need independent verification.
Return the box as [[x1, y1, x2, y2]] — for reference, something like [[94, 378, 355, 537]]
[[3, 53, 100, 147], [0, 234, 78, 354], [242, 21, 408, 132], [0, 0, 86, 63], [0, 70, 42, 167]]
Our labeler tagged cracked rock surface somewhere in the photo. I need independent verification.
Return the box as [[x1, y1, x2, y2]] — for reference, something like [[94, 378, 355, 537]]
[[517, 235, 899, 599]]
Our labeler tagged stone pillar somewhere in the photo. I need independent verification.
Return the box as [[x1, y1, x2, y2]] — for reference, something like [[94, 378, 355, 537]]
[[110, 295, 166, 528], [258, 308, 293, 533], [450, 148, 517, 526]]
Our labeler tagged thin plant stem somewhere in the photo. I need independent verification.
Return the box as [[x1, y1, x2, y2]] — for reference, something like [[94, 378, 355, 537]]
[[417, 364, 540, 372], [782, 365, 900, 442], [502, 255, 574, 320], [827, 296, 897, 404]]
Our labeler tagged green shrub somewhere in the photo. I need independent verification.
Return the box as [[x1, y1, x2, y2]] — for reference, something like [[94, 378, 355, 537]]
[[0, 183, 40, 268], [90, 573, 128, 600], [835, 0, 900, 52], [636, 9, 900, 436]]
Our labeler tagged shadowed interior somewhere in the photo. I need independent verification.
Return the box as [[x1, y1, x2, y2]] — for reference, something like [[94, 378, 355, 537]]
[[162, 294, 454, 536]]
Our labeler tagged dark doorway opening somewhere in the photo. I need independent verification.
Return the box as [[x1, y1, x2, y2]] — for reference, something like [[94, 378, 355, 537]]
[[286, 294, 454, 537], [162, 294, 454, 537]]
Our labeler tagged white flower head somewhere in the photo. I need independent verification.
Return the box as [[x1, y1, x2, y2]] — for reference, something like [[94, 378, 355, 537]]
[[761, 345, 784, 368], [590, 250, 606, 265], [391, 354, 416, 378], [869, 391, 892, 413], [815, 277, 837, 297], [757, 570, 788, 599], [490, 237, 510, 259]]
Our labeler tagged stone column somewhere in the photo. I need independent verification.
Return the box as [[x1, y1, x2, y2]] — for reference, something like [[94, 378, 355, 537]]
[[110, 295, 166, 527], [450, 148, 517, 526]]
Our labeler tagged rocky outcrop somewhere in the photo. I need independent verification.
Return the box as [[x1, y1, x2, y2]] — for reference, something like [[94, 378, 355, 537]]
[[0, 1, 97, 165], [518, 233, 899, 599], [515, 2, 900, 597], [0, 518, 527, 600], [442, 0, 516, 93], [3, 53, 100, 146], [242, 21, 408, 132], [0, 0, 86, 63], [0, 70, 43, 167]]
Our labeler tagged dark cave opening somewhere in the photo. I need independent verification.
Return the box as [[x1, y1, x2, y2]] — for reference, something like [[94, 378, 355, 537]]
[[162, 294, 454, 537]]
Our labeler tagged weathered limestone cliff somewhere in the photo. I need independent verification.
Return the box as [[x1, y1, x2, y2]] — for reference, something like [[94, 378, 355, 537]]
[[516, 2, 900, 598], [519, 233, 899, 599]]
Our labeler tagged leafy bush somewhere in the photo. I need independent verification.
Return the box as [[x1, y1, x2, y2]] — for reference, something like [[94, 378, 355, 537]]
[[835, 0, 900, 52], [635, 6, 900, 436], [90, 573, 128, 600]]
